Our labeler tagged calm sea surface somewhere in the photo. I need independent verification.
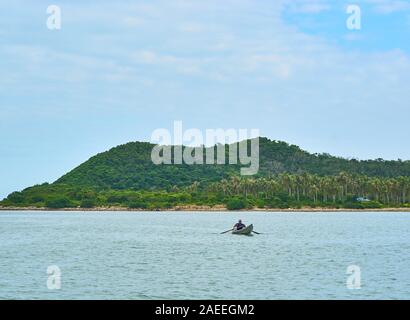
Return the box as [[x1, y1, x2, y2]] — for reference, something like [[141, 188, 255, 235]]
[[0, 211, 409, 299]]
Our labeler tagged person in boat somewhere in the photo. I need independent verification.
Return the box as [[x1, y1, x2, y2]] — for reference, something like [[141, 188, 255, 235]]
[[233, 219, 246, 230]]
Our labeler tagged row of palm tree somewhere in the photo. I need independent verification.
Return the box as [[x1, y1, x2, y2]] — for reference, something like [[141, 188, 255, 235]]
[[206, 173, 410, 205]]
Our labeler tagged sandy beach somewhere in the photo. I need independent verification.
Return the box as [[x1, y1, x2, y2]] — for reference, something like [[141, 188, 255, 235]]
[[1, 205, 410, 212]]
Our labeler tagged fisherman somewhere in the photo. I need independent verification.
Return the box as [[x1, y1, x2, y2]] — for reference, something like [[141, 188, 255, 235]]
[[233, 219, 246, 230]]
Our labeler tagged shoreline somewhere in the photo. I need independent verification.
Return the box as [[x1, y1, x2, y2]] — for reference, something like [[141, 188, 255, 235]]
[[1, 206, 410, 212]]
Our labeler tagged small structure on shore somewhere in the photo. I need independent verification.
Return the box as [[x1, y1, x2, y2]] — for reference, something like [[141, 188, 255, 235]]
[[356, 197, 371, 202]]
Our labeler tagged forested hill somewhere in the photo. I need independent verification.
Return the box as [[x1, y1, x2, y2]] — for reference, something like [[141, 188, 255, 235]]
[[54, 137, 410, 191]]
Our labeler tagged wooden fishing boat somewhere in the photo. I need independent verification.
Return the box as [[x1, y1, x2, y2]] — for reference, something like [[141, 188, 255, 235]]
[[232, 224, 253, 235]]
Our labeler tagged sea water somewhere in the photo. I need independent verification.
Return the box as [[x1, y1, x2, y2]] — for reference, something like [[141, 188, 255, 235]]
[[0, 211, 409, 299]]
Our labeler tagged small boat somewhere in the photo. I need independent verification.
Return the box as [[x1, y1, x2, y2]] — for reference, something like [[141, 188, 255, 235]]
[[232, 224, 253, 235]]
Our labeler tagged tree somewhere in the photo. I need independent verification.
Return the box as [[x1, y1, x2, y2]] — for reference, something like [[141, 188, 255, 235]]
[[45, 197, 73, 209], [226, 198, 247, 210]]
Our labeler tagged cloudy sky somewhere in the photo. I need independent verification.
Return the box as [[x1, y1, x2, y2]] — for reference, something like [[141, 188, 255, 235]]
[[1, 0, 410, 198]]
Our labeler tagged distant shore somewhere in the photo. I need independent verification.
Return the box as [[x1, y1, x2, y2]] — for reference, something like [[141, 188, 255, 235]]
[[1, 206, 410, 212]]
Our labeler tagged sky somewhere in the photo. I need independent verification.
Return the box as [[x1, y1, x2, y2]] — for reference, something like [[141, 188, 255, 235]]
[[1, 0, 410, 199]]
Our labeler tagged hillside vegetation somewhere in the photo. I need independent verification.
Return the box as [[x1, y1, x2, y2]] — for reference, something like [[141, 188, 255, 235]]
[[2, 137, 410, 210]]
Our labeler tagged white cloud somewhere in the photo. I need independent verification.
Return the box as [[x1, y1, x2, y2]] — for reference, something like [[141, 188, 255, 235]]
[[0, 44, 150, 85], [343, 33, 364, 41], [284, 0, 331, 13], [123, 16, 145, 27], [131, 50, 210, 75], [366, 0, 410, 13], [1, 0, 410, 160], [178, 22, 206, 33]]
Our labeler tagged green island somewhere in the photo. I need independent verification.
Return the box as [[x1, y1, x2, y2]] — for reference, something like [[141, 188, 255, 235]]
[[1, 137, 410, 211]]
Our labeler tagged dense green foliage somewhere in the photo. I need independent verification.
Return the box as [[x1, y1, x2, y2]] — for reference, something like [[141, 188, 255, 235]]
[[1, 173, 410, 210], [208, 174, 410, 208], [2, 138, 410, 210], [54, 138, 410, 191], [55, 142, 239, 190], [226, 198, 249, 210]]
